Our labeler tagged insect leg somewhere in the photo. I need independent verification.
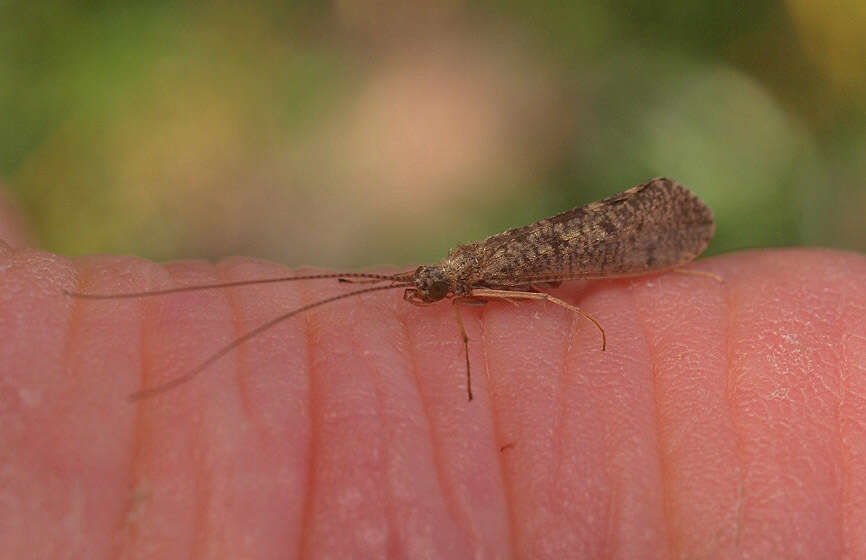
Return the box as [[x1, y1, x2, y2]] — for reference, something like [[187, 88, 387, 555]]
[[469, 288, 606, 351], [452, 296, 488, 401]]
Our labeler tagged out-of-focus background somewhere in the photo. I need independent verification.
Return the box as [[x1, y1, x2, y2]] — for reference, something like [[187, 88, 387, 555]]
[[2, 1, 864, 267]]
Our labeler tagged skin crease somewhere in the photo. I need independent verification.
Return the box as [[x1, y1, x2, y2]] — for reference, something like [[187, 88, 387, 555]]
[[1, 242, 866, 559]]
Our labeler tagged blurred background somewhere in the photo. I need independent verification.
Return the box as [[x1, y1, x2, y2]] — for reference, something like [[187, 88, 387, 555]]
[[1, 0, 864, 267]]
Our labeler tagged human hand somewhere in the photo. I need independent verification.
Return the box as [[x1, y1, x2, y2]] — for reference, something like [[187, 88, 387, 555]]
[[2, 244, 865, 558]]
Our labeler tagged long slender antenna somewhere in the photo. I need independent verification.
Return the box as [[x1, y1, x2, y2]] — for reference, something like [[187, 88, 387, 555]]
[[128, 282, 411, 401], [63, 272, 406, 300]]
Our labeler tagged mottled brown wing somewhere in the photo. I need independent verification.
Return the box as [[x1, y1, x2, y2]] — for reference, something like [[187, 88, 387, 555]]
[[475, 178, 715, 285]]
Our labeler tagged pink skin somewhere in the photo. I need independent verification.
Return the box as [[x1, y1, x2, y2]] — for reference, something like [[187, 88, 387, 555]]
[[2, 242, 866, 559]]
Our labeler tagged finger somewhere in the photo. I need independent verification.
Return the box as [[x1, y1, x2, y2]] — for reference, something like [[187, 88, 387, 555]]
[[3, 249, 866, 557], [484, 250, 866, 558], [630, 249, 866, 558]]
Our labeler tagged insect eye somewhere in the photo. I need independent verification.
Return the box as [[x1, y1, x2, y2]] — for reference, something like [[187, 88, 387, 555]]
[[429, 281, 449, 301]]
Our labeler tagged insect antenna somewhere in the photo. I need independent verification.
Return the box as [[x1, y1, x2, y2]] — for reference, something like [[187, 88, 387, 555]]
[[126, 282, 412, 401], [63, 271, 408, 300]]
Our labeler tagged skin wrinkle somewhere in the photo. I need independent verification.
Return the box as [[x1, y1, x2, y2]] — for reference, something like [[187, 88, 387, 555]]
[[191, 436, 209, 558], [187, 265, 221, 559], [478, 301, 518, 558], [64, 263, 103, 551], [295, 279, 397, 556], [836, 283, 853, 556], [839, 328, 853, 556], [550, 292, 577, 549], [392, 308, 471, 554], [134, 264, 192, 556], [628, 283, 674, 558], [596, 289, 615, 558], [117, 266, 146, 554], [559, 289, 619, 556], [296, 278, 318, 559], [67, 260, 133, 556], [352, 296, 399, 555], [840, 290, 866, 556], [63, 261, 84, 412], [127, 264, 166, 554], [633, 270, 744, 556], [218, 264, 255, 427], [723, 272, 747, 549], [843, 275, 866, 553], [603, 472, 616, 559]]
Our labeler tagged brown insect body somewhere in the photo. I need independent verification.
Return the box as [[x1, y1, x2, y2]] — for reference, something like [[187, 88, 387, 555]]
[[66, 177, 715, 401], [407, 177, 715, 303]]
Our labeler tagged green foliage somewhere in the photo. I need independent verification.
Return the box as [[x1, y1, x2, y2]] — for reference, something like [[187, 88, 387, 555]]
[[2, 0, 864, 264]]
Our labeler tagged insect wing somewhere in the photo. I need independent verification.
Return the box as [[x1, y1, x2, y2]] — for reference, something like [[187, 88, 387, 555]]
[[477, 178, 715, 285]]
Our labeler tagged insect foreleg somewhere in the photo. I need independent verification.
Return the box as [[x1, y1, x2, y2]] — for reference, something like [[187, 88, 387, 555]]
[[452, 297, 488, 401], [672, 268, 723, 282]]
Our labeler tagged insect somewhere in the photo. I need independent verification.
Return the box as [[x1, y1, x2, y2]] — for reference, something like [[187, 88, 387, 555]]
[[65, 177, 715, 402]]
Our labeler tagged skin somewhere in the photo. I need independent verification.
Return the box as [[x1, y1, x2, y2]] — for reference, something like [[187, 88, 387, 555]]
[[2, 240, 866, 559]]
